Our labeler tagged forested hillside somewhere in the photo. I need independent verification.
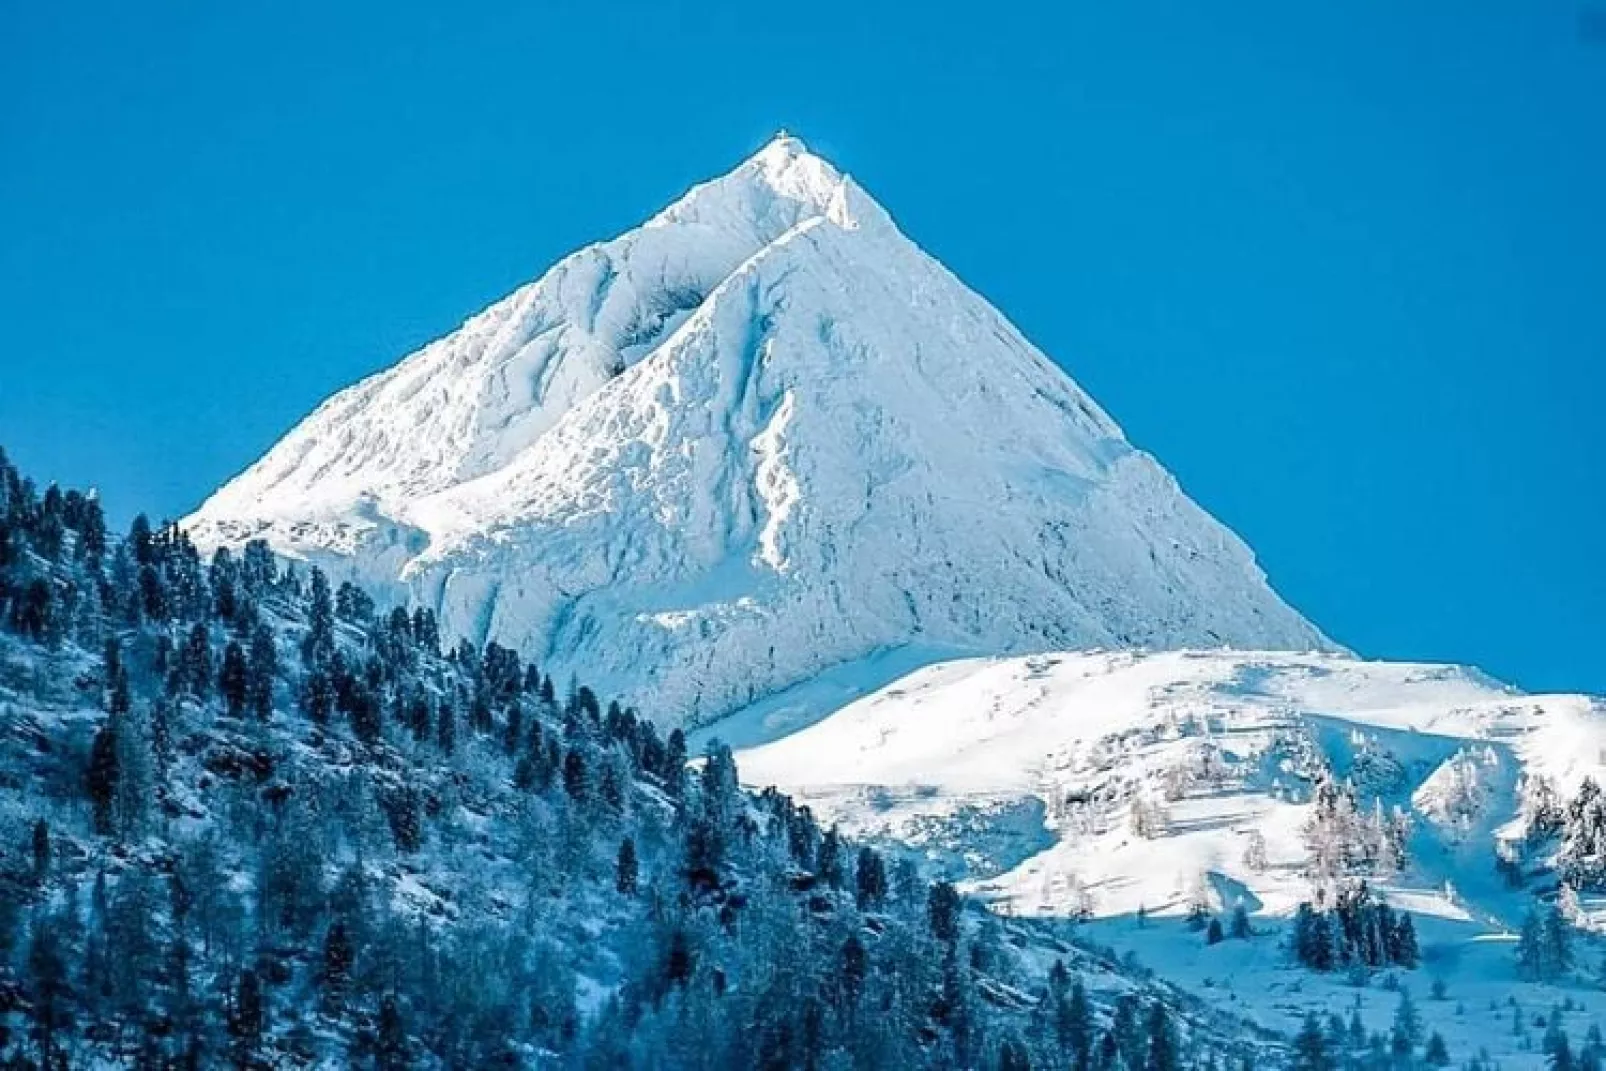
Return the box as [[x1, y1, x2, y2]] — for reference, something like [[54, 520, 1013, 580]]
[[0, 447, 1272, 1069]]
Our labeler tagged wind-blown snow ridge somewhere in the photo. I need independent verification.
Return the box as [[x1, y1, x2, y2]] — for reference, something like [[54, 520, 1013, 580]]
[[188, 134, 1333, 725]]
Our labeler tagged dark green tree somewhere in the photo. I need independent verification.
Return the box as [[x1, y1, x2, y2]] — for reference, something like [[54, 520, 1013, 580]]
[[220, 640, 249, 717], [1293, 1014, 1331, 1071], [87, 717, 120, 835], [1145, 1001, 1179, 1071], [929, 880, 963, 943], [615, 837, 638, 896], [856, 846, 888, 911]]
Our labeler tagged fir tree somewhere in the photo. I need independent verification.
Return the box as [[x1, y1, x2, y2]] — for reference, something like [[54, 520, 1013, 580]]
[[856, 846, 888, 910], [562, 748, 588, 802], [374, 993, 409, 1070], [929, 880, 963, 944], [220, 640, 249, 716], [616, 837, 638, 896], [1293, 1014, 1331, 1071], [182, 621, 212, 697], [321, 920, 355, 1012], [1145, 1001, 1180, 1071], [26, 913, 73, 1066], [1391, 988, 1421, 1056], [31, 818, 50, 882], [247, 624, 276, 720], [999, 1036, 1032, 1071], [229, 967, 266, 1065], [437, 700, 456, 754], [87, 717, 120, 836]]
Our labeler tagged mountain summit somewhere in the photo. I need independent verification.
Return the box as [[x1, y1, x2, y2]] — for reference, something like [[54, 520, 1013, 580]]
[[187, 135, 1333, 724]]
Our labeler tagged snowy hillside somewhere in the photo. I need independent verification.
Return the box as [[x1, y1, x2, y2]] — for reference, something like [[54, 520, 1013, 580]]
[[732, 649, 1606, 1061], [187, 135, 1331, 726]]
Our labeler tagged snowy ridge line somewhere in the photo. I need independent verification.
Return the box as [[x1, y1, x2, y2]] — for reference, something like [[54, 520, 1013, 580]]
[[188, 135, 1332, 727]]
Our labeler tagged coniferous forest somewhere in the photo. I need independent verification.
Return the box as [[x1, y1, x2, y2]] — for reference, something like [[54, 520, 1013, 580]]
[[0, 446, 1273, 1068]]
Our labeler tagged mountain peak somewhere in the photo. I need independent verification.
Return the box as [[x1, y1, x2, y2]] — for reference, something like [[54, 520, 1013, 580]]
[[649, 130, 866, 234], [188, 139, 1332, 726], [753, 129, 812, 163]]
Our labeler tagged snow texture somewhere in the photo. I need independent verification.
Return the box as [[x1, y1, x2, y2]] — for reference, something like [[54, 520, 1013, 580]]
[[731, 648, 1606, 1061], [188, 135, 1331, 725]]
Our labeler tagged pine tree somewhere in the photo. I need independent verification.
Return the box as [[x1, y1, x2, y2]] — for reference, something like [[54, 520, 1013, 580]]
[[247, 624, 276, 720], [26, 912, 73, 1065], [562, 748, 588, 802], [220, 640, 249, 716], [1392, 912, 1420, 967], [129, 512, 154, 565], [1144, 1001, 1180, 1071], [929, 880, 963, 943], [375, 993, 409, 1070], [856, 846, 888, 910], [31, 818, 50, 882], [1391, 988, 1421, 1055], [321, 920, 355, 1012], [1583, 1026, 1606, 1071], [182, 621, 212, 698], [229, 967, 266, 1064], [1544, 903, 1575, 977], [437, 700, 456, 754], [834, 932, 867, 1014], [1293, 1014, 1330, 1071], [1424, 1031, 1450, 1066], [616, 837, 638, 896], [1518, 903, 1575, 981], [304, 566, 335, 668], [999, 1036, 1032, 1071], [349, 682, 383, 745], [818, 825, 844, 886], [87, 717, 120, 836], [663, 728, 687, 797]]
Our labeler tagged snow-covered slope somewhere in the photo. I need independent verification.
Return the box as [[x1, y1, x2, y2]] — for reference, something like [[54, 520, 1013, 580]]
[[188, 135, 1332, 725], [733, 649, 1605, 918], [731, 649, 1606, 1060]]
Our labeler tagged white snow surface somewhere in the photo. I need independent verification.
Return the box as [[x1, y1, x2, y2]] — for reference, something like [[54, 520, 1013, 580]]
[[731, 649, 1606, 1061], [733, 648, 1606, 920], [188, 135, 1331, 725]]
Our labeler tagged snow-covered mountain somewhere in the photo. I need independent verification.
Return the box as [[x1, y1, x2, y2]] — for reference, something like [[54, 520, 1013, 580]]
[[730, 648, 1606, 1057], [188, 135, 1332, 725], [733, 649, 1606, 918]]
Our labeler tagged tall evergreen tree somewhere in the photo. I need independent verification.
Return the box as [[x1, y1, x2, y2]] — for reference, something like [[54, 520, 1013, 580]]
[[929, 880, 963, 944], [1144, 1001, 1180, 1071], [220, 640, 249, 717], [87, 718, 121, 836], [615, 837, 638, 897], [1293, 1014, 1331, 1071], [247, 624, 277, 720], [856, 846, 888, 911]]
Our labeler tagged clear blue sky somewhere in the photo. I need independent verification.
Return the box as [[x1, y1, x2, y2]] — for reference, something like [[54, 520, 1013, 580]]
[[2, 2, 1602, 693]]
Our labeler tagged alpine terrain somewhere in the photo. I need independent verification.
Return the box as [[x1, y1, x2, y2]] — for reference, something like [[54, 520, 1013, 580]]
[[187, 135, 1331, 725], [11, 135, 1604, 1068], [728, 649, 1606, 1064]]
